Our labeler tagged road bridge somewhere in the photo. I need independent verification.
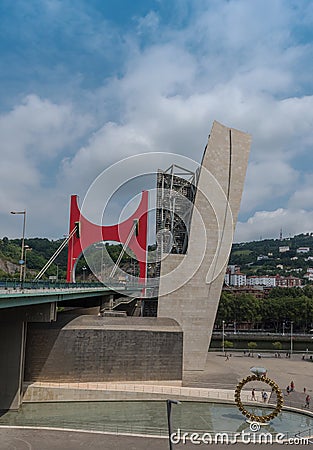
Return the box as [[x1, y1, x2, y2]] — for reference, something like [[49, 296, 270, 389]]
[[0, 282, 143, 309], [0, 282, 144, 412]]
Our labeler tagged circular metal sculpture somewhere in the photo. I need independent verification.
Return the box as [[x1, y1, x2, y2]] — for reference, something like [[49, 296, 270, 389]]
[[234, 368, 284, 423]]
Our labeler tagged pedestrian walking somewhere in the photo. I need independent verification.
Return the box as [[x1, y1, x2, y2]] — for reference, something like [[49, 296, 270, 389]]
[[305, 395, 310, 408], [286, 386, 290, 395], [262, 391, 268, 403], [251, 388, 256, 401], [290, 381, 295, 392]]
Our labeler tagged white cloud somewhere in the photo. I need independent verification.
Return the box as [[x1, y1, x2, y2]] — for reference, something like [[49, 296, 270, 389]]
[[0, 95, 94, 237], [1, 0, 313, 244], [235, 208, 313, 242], [289, 174, 313, 210], [135, 11, 160, 35], [0, 95, 93, 159], [240, 160, 299, 213]]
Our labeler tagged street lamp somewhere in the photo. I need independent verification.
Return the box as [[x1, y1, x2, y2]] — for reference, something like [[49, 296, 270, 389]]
[[95, 242, 105, 281], [82, 266, 87, 282], [282, 321, 285, 336], [10, 209, 26, 284], [290, 321, 293, 357], [222, 320, 225, 355], [23, 245, 32, 283], [166, 399, 181, 450]]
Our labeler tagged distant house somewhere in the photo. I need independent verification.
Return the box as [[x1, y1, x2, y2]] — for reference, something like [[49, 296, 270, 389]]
[[225, 265, 246, 286], [303, 268, 313, 281], [303, 271, 313, 282], [276, 275, 302, 287], [296, 247, 310, 254], [257, 255, 269, 261], [247, 275, 276, 287], [279, 246, 290, 253], [247, 274, 302, 288]]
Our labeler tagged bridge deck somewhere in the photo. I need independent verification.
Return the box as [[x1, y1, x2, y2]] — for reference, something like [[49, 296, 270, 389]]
[[0, 283, 143, 309]]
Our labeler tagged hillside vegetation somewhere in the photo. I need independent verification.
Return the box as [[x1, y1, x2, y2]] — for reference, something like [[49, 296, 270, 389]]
[[0, 237, 141, 280], [230, 233, 313, 278], [1, 232, 313, 281]]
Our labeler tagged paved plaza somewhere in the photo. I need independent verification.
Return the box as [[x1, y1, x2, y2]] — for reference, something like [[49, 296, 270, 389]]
[[0, 352, 312, 449], [184, 352, 313, 409]]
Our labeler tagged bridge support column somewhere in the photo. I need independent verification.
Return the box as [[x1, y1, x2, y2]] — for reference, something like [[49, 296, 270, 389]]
[[0, 302, 57, 411], [99, 294, 114, 314], [0, 321, 26, 410]]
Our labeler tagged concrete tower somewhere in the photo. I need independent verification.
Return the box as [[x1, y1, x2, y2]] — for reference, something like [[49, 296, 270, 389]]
[[157, 121, 251, 371]]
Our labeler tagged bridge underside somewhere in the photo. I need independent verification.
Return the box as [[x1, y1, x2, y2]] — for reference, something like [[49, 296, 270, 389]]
[[0, 303, 57, 411], [0, 290, 129, 411]]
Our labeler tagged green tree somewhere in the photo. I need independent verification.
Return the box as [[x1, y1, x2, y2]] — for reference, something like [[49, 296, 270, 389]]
[[223, 340, 234, 356], [272, 341, 282, 351], [247, 341, 257, 355], [215, 292, 260, 328], [215, 292, 235, 326]]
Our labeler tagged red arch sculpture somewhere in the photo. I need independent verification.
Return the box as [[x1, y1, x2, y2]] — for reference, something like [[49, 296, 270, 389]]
[[66, 191, 148, 283]]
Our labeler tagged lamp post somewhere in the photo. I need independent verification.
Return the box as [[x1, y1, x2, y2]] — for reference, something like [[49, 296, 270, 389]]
[[222, 320, 225, 355], [290, 321, 293, 357], [23, 245, 32, 283], [166, 399, 181, 450], [100, 243, 104, 281], [95, 242, 105, 282], [10, 209, 26, 284], [282, 321, 285, 336], [82, 266, 87, 282]]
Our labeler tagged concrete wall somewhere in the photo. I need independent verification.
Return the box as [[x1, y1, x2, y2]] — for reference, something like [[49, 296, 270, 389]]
[[0, 321, 26, 410], [158, 121, 251, 371], [24, 315, 183, 382], [0, 302, 56, 410]]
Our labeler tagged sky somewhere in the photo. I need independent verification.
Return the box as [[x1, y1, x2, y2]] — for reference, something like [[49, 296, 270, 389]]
[[1, 0, 313, 244]]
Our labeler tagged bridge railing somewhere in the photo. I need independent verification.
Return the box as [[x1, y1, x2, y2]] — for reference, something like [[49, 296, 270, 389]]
[[0, 279, 146, 291]]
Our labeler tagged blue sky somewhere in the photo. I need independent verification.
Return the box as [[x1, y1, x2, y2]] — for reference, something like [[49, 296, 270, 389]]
[[1, 0, 313, 243]]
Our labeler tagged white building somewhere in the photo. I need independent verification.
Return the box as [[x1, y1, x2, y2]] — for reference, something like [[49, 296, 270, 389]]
[[297, 247, 310, 254], [230, 272, 246, 287], [225, 265, 246, 286], [304, 271, 313, 282], [303, 268, 313, 281], [247, 275, 276, 287], [257, 255, 269, 261], [279, 246, 290, 253]]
